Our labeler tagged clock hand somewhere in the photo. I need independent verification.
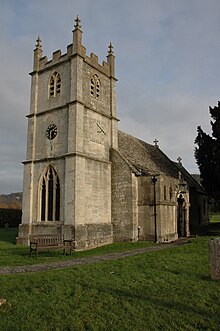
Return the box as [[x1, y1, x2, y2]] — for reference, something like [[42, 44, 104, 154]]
[[97, 123, 106, 135]]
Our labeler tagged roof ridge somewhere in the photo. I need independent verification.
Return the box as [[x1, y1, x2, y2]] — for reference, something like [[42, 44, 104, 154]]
[[118, 130, 155, 148]]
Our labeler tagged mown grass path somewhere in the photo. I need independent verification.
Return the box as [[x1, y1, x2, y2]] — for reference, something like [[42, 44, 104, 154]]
[[0, 239, 189, 274]]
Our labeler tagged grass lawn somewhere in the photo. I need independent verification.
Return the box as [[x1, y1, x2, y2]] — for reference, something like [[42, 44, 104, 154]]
[[209, 213, 220, 223], [0, 226, 220, 330], [0, 228, 155, 267]]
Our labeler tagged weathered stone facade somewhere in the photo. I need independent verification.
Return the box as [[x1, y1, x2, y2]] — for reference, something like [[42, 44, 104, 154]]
[[17, 17, 208, 249], [111, 131, 191, 244], [18, 17, 117, 249]]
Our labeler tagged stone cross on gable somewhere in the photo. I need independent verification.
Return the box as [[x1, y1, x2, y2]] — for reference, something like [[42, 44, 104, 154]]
[[153, 139, 159, 147], [177, 156, 182, 164]]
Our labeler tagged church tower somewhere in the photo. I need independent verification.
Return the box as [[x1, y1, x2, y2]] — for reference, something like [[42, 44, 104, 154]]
[[18, 16, 118, 249]]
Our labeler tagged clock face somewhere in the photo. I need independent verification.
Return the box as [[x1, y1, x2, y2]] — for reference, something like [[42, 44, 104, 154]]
[[46, 124, 57, 140]]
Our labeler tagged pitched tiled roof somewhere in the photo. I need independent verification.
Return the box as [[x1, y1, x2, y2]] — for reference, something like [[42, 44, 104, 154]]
[[191, 174, 202, 185], [118, 130, 206, 195], [118, 130, 179, 178]]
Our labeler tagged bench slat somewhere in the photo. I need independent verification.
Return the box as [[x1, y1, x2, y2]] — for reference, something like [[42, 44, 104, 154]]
[[29, 235, 73, 257]]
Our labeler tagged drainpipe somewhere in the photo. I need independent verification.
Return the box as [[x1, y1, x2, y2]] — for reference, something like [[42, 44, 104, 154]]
[[152, 175, 158, 243]]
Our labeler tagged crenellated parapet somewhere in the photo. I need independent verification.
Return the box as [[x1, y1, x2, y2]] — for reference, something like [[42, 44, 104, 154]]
[[36, 44, 73, 71], [84, 52, 113, 77], [32, 15, 115, 79]]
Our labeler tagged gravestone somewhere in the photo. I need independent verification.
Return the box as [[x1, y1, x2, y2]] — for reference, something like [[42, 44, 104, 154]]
[[209, 238, 220, 280]]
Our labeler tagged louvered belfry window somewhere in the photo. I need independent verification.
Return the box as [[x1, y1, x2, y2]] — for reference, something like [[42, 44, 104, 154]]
[[90, 75, 100, 99], [49, 72, 61, 98]]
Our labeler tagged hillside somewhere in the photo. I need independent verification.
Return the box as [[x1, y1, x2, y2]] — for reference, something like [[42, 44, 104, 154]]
[[0, 192, 22, 209]]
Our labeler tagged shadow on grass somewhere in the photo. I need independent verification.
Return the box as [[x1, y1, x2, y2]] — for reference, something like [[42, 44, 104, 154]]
[[0, 228, 18, 244], [96, 285, 218, 328], [192, 222, 220, 237]]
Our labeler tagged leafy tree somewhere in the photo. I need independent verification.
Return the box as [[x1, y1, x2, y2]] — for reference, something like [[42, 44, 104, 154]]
[[195, 101, 220, 201]]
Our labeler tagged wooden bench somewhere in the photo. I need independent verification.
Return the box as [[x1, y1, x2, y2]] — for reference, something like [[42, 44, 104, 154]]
[[29, 234, 74, 257]]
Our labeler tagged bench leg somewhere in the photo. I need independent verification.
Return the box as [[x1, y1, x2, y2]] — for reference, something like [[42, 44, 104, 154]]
[[30, 245, 35, 257], [63, 243, 72, 255], [29, 244, 38, 257], [63, 246, 70, 255]]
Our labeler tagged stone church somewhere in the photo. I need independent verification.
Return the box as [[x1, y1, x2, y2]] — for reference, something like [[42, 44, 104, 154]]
[[17, 17, 208, 249]]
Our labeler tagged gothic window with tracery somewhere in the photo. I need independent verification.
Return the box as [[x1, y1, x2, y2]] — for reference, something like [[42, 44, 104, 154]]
[[90, 75, 100, 99], [49, 72, 61, 98], [39, 166, 60, 222]]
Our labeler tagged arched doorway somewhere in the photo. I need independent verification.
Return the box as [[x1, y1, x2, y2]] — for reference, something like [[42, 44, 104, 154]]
[[177, 194, 187, 237]]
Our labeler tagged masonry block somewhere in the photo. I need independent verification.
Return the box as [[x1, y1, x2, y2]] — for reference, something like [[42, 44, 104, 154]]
[[209, 238, 220, 280]]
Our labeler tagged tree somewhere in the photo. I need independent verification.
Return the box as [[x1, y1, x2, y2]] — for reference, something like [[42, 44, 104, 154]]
[[195, 101, 220, 201]]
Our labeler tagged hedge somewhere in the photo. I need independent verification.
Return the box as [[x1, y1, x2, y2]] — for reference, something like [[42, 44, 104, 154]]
[[0, 209, 22, 228]]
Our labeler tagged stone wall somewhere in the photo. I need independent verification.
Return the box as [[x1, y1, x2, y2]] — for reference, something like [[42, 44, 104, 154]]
[[157, 204, 178, 242], [137, 176, 155, 241], [111, 149, 135, 241], [75, 223, 113, 250], [137, 175, 180, 243], [37, 62, 71, 113]]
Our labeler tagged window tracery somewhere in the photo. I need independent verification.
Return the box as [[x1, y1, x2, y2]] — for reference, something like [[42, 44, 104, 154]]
[[90, 77, 95, 97], [39, 166, 60, 222], [90, 75, 100, 99], [169, 187, 172, 201], [49, 72, 61, 98], [164, 185, 167, 200]]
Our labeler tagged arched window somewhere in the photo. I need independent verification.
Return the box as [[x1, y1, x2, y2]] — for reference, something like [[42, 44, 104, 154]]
[[90, 77, 95, 97], [39, 166, 60, 222], [169, 187, 172, 201], [164, 185, 167, 200], [90, 75, 100, 99], [49, 72, 61, 98], [96, 79, 100, 98], [49, 76, 55, 97]]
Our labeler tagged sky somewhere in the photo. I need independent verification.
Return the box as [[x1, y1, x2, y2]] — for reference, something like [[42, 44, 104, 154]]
[[0, 0, 220, 194]]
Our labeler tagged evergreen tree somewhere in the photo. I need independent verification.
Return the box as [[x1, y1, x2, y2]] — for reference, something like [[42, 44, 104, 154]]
[[195, 101, 220, 201]]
